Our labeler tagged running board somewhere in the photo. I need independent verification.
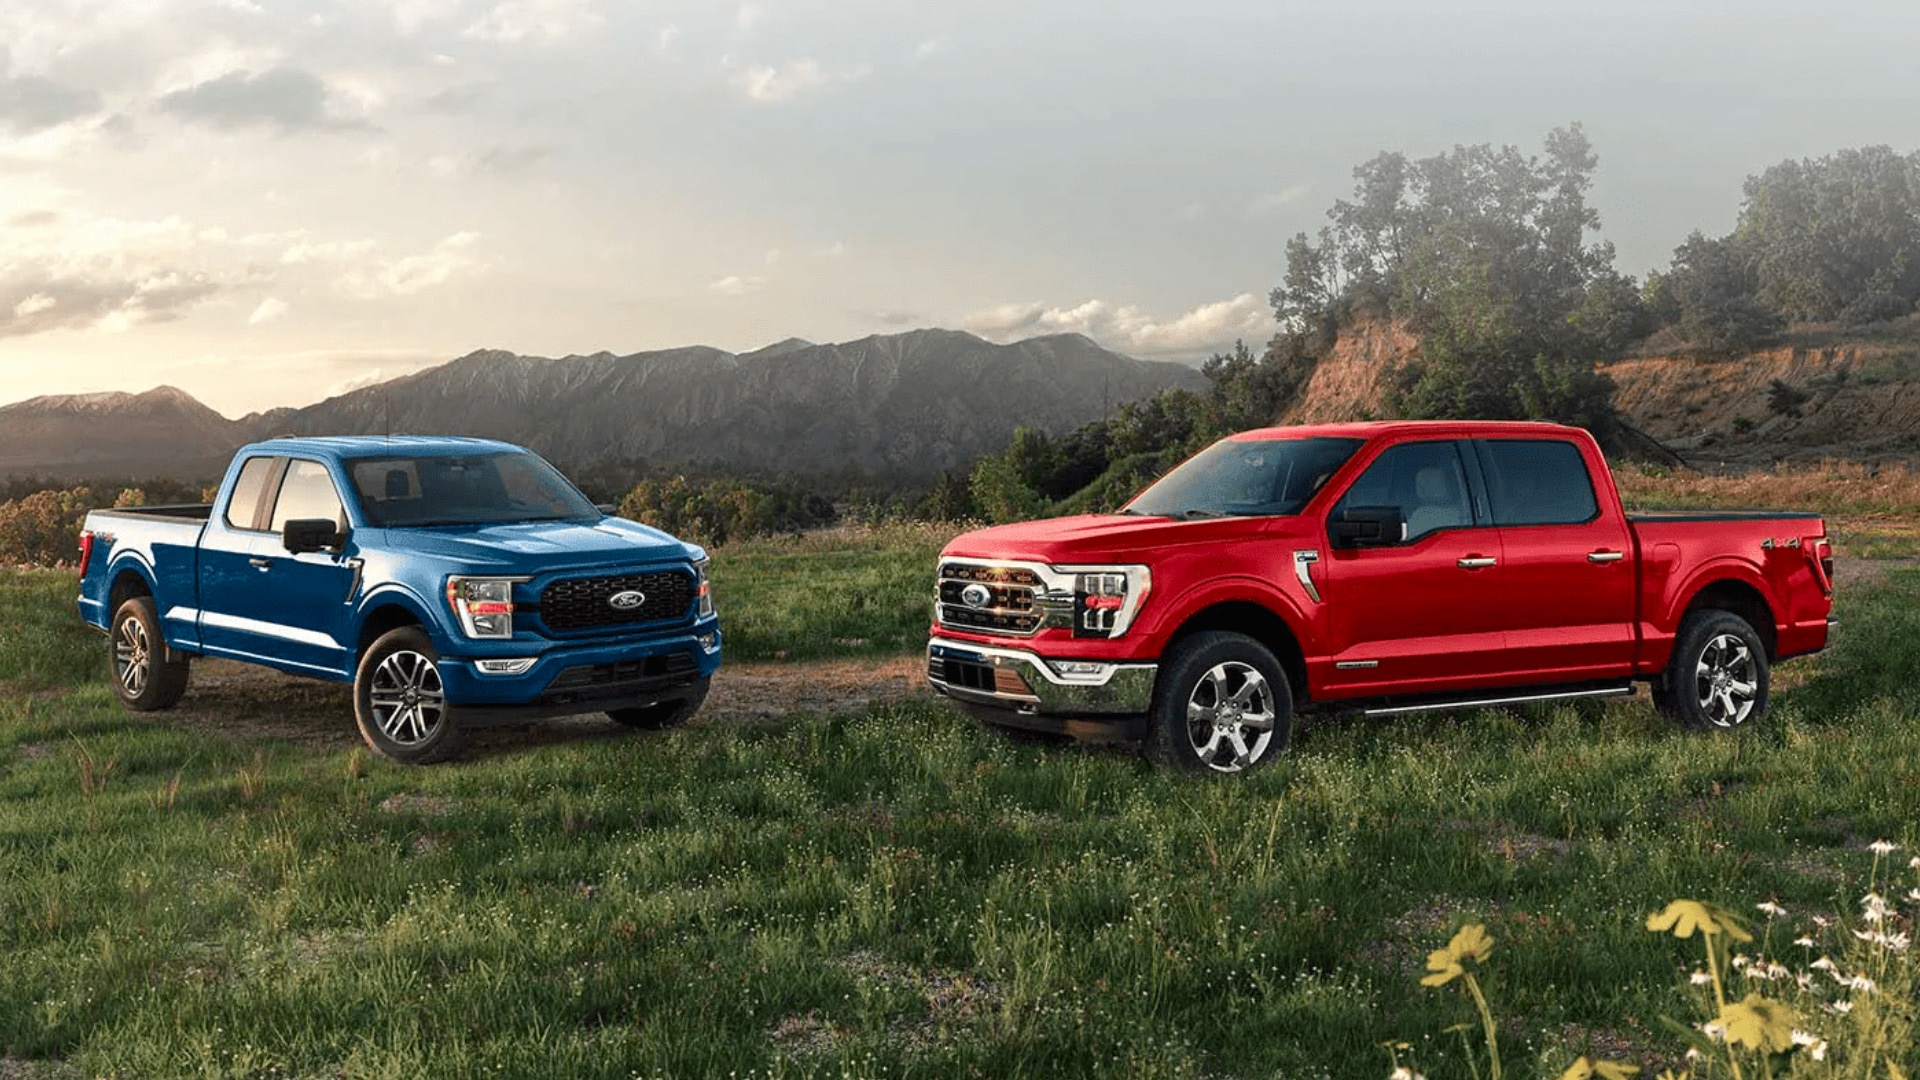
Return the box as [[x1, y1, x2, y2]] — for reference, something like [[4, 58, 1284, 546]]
[[1362, 684, 1635, 718]]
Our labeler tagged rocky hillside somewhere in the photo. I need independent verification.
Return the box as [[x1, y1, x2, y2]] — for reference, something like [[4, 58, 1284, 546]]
[[0, 330, 1206, 482]]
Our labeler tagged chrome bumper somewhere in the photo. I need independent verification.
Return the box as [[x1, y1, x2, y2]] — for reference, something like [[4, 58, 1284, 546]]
[[926, 637, 1158, 716]]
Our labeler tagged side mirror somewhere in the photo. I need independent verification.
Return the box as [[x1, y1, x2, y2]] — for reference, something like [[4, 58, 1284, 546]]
[[594, 503, 617, 516], [1331, 505, 1406, 549], [284, 518, 347, 555]]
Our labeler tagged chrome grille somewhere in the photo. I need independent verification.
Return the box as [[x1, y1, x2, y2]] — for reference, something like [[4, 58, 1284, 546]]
[[935, 562, 1062, 637]]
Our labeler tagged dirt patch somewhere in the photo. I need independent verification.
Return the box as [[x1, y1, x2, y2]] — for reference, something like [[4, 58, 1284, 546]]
[[1831, 555, 1918, 592], [135, 653, 932, 761]]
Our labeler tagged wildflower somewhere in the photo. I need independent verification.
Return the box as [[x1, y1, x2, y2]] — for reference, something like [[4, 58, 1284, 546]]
[[1420, 923, 1492, 988], [1827, 1000, 1852, 1015], [1714, 993, 1799, 1053], [1849, 974, 1877, 993], [1791, 1030, 1830, 1061], [1689, 970, 1713, 986], [1811, 956, 1837, 972], [1795, 972, 1814, 992], [1910, 855, 1920, 869], [1647, 899, 1754, 942], [1764, 961, 1790, 980], [1390, 1068, 1426, 1080], [1869, 839, 1900, 856], [1862, 892, 1893, 923], [1793, 935, 1815, 948], [1731, 953, 1751, 969], [1907, 887, 1920, 904], [1811, 914, 1832, 929], [1701, 1021, 1727, 1043], [1756, 900, 1787, 918]]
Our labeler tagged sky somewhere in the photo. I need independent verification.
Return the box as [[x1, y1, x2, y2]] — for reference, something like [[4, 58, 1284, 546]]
[[2, 0, 1918, 418]]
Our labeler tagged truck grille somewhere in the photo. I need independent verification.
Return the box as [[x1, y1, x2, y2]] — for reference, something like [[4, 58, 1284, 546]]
[[540, 571, 693, 632], [936, 562, 1052, 636]]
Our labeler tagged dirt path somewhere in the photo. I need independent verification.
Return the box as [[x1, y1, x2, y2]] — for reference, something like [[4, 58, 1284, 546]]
[[152, 653, 932, 759]]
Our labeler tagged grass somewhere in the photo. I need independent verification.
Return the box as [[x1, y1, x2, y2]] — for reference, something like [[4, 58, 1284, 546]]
[[708, 522, 958, 662], [1615, 460, 1920, 561], [2, 557, 1919, 1077]]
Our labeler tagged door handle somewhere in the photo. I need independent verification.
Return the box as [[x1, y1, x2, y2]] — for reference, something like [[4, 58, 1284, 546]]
[[1587, 551, 1625, 564], [248, 557, 272, 569], [1456, 556, 1497, 569]]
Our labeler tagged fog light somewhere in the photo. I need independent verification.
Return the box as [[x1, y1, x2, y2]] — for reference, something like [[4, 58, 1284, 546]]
[[698, 631, 720, 651], [474, 658, 537, 676], [1050, 660, 1110, 678]]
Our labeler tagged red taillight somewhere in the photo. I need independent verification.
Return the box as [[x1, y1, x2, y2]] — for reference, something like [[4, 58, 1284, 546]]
[[77, 530, 94, 578], [1810, 537, 1834, 596]]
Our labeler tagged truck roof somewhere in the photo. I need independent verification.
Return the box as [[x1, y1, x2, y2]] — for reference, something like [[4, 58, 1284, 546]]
[[1228, 419, 1587, 441], [235, 435, 529, 461]]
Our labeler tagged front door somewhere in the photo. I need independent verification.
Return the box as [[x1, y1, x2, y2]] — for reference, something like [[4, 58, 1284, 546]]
[[221, 458, 358, 677], [1318, 439, 1510, 697]]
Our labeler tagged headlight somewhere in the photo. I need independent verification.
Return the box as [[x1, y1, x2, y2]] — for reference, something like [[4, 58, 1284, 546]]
[[692, 555, 714, 618], [446, 576, 525, 639], [1060, 564, 1151, 639]]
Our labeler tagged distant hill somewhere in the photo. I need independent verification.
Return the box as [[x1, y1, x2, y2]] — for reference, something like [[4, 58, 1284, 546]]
[[0, 329, 1206, 483]]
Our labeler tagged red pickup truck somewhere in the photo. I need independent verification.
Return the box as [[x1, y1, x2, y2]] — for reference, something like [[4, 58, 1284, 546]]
[[927, 421, 1835, 774]]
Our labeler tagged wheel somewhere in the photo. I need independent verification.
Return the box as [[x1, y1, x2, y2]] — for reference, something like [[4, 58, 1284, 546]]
[[109, 596, 190, 711], [1145, 631, 1293, 774], [606, 678, 709, 729], [354, 626, 464, 764], [1658, 609, 1770, 731]]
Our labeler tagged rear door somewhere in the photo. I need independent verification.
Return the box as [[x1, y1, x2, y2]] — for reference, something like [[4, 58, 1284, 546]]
[[195, 454, 283, 657], [1317, 438, 1509, 696], [1473, 437, 1636, 681]]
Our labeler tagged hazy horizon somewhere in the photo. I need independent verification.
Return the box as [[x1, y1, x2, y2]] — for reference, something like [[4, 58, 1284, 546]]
[[4, 0, 1918, 416]]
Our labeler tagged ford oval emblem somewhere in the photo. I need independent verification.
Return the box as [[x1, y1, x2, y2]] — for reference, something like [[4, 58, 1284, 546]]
[[608, 589, 647, 611], [959, 582, 993, 609]]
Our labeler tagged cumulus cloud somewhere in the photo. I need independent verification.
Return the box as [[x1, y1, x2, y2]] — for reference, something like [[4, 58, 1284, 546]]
[[247, 296, 289, 325], [280, 236, 378, 264], [0, 75, 102, 134], [158, 68, 372, 132], [732, 58, 857, 104], [965, 293, 1277, 358], [338, 232, 483, 298], [464, 0, 600, 44], [0, 213, 233, 338], [709, 274, 766, 295]]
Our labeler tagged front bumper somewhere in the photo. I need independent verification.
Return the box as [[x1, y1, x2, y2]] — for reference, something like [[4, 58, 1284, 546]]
[[926, 637, 1157, 716], [438, 620, 722, 722]]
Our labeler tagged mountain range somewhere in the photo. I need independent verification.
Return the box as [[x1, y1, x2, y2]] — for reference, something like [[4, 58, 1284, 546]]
[[0, 329, 1207, 483]]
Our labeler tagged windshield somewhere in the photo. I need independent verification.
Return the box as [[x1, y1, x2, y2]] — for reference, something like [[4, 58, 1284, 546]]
[[1123, 436, 1364, 519], [347, 452, 601, 528]]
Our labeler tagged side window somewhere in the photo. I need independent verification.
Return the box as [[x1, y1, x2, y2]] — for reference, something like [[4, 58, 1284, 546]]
[[1332, 441, 1476, 542], [268, 459, 346, 534], [1477, 440, 1599, 526], [223, 456, 278, 531]]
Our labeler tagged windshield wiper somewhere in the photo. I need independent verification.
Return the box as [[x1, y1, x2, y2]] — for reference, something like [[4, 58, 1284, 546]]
[[1179, 508, 1229, 520]]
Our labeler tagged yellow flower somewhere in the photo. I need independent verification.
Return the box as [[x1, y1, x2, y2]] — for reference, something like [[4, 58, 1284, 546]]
[[1646, 899, 1754, 943], [1420, 923, 1494, 987], [1559, 1057, 1639, 1080], [1713, 993, 1797, 1053]]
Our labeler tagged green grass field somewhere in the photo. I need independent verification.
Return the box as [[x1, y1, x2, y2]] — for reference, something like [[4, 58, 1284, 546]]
[[2, 548, 1918, 1077]]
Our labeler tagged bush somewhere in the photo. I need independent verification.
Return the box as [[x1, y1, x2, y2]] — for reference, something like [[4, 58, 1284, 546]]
[[0, 487, 101, 567]]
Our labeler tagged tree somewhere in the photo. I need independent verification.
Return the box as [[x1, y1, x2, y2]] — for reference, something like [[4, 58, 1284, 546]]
[[1664, 231, 1783, 357], [1737, 145, 1920, 324]]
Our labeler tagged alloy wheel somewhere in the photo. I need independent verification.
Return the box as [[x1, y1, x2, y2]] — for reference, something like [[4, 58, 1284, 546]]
[[368, 650, 447, 746], [1184, 661, 1277, 772], [114, 616, 149, 697], [1693, 633, 1758, 728]]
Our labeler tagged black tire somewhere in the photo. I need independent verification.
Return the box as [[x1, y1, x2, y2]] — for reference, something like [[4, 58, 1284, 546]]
[[109, 596, 190, 711], [1145, 631, 1293, 775], [607, 678, 710, 730], [1658, 608, 1770, 731], [354, 626, 464, 765]]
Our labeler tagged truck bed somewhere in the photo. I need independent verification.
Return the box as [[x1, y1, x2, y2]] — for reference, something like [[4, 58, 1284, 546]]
[[87, 504, 216, 525], [1627, 509, 1823, 523]]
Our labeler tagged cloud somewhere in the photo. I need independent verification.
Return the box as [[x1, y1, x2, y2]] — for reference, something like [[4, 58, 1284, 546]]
[[464, 0, 600, 44], [708, 274, 765, 295], [280, 236, 378, 264], [1175, 200, 1207, 222], [735, 3, 764, 33], [1248, 184, 1310, 215], [0, 213, 234, 338], [158, 68, 371, 132], [763, 248, 781, 265], [964, 293, 1277, 358], [0, 75, 102, 134], [657, 24, 681, 53], [867, 310, 921, 326], [1, 270, 220, 338], [247, 296, 289, 325], [338, 232, 483, 298], [914, 38, 945, 60], [732, 58, 857, 104], [474, 143, 550, 174], [817, 240, 848, 257]]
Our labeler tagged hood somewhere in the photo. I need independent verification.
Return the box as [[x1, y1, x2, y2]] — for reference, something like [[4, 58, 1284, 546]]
[[371, 517, 698, 575], [943, 513, 1311, 563]]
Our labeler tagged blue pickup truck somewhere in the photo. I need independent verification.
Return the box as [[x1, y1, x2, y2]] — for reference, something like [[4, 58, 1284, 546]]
[[76, 436, 722, 764]]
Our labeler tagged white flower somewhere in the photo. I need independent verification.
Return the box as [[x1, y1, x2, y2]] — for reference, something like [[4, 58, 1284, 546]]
[[1796, 972, 1814, 991], [1792, 1030, 1829, 1061], [1702, 1021, 1728, 1043], [1828, 1000, 1854, 1015], [1869, 839, 1900, 856], [1766, 961, 1791, 980], [1862, 892, 1892, 923], [1909, 855, 1920, 869], [1906, 887, 1920, 903], [1850, 974, 1877, 993], [1757, 900, 1787, 918], [1731, 953, 1751, 969], [1811, 914, 1832, 929], [1390, 1068, 1426, 1080], [1793, 935, 1816, 948], [1811, 956, 1838, 972], [1690, 969, 1714, 986]]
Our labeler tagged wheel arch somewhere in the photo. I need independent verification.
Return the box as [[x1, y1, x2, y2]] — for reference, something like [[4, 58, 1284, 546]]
[[1677, 576, 1779, 661], [1160, 598, 1310, 704], [106, 558, 157, 614], [354, 592, 433, 662]]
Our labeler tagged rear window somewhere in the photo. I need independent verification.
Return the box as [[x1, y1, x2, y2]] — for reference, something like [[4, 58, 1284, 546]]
[[1477, 439, 1599, 526], [223, 456, 277, 530]]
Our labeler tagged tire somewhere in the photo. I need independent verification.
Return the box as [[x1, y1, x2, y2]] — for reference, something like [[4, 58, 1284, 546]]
[[1658, 608, 1770, 731], [607, 678, 710, 730], [109, 596, 190, 711], [1145, 631, 1293, 775], [354, 626, 464, 765]]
